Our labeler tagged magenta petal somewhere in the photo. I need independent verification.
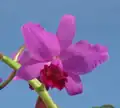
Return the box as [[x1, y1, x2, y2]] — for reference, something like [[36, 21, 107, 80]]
[[51, 59, 63, 70], [65, 74, 83, 95], [16, 59, 46, 81], [61, 40, 109, 75], [12, 49, 31, 65], [56, 15, 76, 50], [91, 44, 109, 68], [21, 22, 60, 61], [19, 50, 33, 65], [14, 49, 42, 80], [12, 50, 31, 80], [13, 76, 22, 80]]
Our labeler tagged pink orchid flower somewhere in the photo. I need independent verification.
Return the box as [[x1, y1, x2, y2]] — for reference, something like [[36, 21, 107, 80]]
[[14, 14, 109, 95]]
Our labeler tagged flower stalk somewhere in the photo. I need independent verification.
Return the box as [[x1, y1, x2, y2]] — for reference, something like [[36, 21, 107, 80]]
[[0, 45, 25, 89], [0, 54, 58, 108]]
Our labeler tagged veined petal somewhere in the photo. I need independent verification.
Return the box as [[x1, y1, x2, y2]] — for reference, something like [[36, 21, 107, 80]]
[[56, 15, 76, 51], [65, 74, 83, 95], [21, 22, 60, 62], [61, 40, 109, 75]]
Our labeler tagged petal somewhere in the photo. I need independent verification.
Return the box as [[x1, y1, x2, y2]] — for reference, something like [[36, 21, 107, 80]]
[[56, 15, 76, 50], [12, 50, 31, 80], [16, 58, 48, 81], [21, 22, 60, 62], [65, 74, 83, 95], [13, 50, 41, 80], [12, 48, 31, 65], [51, 58, 63, 70], [91, 44, 109, 68], [61, 40, 109, 75], [13, 76, 22, 80], [18, 50, 33, 65]]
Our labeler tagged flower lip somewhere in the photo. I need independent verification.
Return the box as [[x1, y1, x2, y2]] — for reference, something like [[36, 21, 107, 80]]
[[40, 64, 68, 90]]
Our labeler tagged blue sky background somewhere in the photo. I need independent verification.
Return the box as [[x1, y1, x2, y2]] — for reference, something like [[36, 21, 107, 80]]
[[0, 0, 120, 108]]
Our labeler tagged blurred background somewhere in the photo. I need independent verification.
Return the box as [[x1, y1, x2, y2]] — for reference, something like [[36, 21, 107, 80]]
[[0, 0, 119, 107]]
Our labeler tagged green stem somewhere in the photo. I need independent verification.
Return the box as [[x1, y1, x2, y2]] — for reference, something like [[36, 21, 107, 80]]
[[0, 45, 25, 90], [2, 56, 21, 70], [0, 55, 58, 108], [29, 79, 57, 108], [0, 70, 17, 89]]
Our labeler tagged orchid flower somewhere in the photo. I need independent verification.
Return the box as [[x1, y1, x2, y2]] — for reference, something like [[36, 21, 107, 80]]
[[14, 14, 109, 95]]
